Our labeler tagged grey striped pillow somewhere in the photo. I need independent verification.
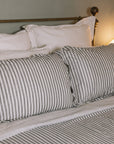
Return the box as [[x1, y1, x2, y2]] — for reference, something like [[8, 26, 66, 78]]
[[0, 54, 73, 122], [56, 44, 114, 104]]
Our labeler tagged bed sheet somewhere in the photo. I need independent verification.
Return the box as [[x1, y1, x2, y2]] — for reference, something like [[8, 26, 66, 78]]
[[0, 48, 50, 60], [0, 96, 114, 143]]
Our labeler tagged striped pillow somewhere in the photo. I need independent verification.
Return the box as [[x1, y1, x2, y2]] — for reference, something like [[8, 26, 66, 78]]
[[56, 44, 114, 104], [0, 54, 73, 122]]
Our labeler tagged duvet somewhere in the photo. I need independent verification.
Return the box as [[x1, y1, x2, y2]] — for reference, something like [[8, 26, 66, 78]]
[[0, 96, 114, 144]]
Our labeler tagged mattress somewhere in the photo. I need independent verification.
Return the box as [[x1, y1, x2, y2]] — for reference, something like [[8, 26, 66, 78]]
[[0, 96, 114, 144]]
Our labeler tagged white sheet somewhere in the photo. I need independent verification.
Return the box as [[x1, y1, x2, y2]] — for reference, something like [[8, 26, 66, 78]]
[[0, 48, 50, 60], [0, 96, 114, 141]]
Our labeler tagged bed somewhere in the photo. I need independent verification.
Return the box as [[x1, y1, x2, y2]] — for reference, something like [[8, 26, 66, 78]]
[[0, 97, 114, 144], [0, 7, 114, 144]]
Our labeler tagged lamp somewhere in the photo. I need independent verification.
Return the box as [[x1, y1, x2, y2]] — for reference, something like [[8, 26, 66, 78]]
[[109, 39, 114, 44]]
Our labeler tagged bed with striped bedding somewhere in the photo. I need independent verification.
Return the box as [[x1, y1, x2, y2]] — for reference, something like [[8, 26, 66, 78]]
[[0, 43, 113, 143], [0, 96, 114, 144]]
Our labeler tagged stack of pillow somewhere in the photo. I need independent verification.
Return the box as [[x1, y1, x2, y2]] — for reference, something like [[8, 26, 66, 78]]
[[0, 16, 95, 60], [0, 16, 114, 123]]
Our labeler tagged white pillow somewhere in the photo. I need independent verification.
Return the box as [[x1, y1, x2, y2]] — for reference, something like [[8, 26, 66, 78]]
[[25, 24, 91, 52], [24, 16, 96, 51], [0, 30, 31, 51], [24, 16, 96, 41], [74, 16, 96, 41]]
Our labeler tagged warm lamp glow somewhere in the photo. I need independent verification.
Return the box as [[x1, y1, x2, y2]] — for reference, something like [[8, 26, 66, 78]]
[[109, 39, 114, 44]]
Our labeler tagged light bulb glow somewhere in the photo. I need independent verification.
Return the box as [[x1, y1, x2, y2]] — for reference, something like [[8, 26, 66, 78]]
[[110, 39, 114, 44]]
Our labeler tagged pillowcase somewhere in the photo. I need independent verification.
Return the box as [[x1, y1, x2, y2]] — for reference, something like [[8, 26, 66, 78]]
[[24, 24, 91, 52], [55, 44, 114, 105], [0, 30, 31, 51], [24, 16, 96, 42], [0, 54, 73, 122], [24, 16, 96, 51], [75, 16, 96, 41]]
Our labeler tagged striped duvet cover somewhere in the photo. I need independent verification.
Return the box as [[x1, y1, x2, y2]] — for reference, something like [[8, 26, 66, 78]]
[[0, 96, 114, 144]]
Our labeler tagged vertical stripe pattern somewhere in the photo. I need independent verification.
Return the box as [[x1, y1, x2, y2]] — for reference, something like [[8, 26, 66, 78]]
[[0, 54, 73, 122], [0, 107, 114, 144], [56, 44, 114, 104]]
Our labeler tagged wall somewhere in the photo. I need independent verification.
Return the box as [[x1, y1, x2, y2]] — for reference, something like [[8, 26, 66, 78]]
[[0, 0, 113, 45]]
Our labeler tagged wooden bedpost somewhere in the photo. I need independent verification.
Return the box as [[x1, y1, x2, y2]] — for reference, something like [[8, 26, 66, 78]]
[[90, 7, 99, 46]]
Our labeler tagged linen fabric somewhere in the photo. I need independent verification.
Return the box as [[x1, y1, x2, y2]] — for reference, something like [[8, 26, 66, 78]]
[[24, 24, 91, 52], [0, 54, 73, 122], [1, 96, 114, 141], [24, 16, 96, 51], [56, 44, 114, 104], [0, 30, 31, 51], [1, 107, 114, 144], [0, 48, 52, 60]]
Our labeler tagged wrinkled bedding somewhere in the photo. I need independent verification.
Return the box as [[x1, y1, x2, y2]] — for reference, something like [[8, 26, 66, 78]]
[[0, 48, 50, 60], [0, 96, 114, 144]]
